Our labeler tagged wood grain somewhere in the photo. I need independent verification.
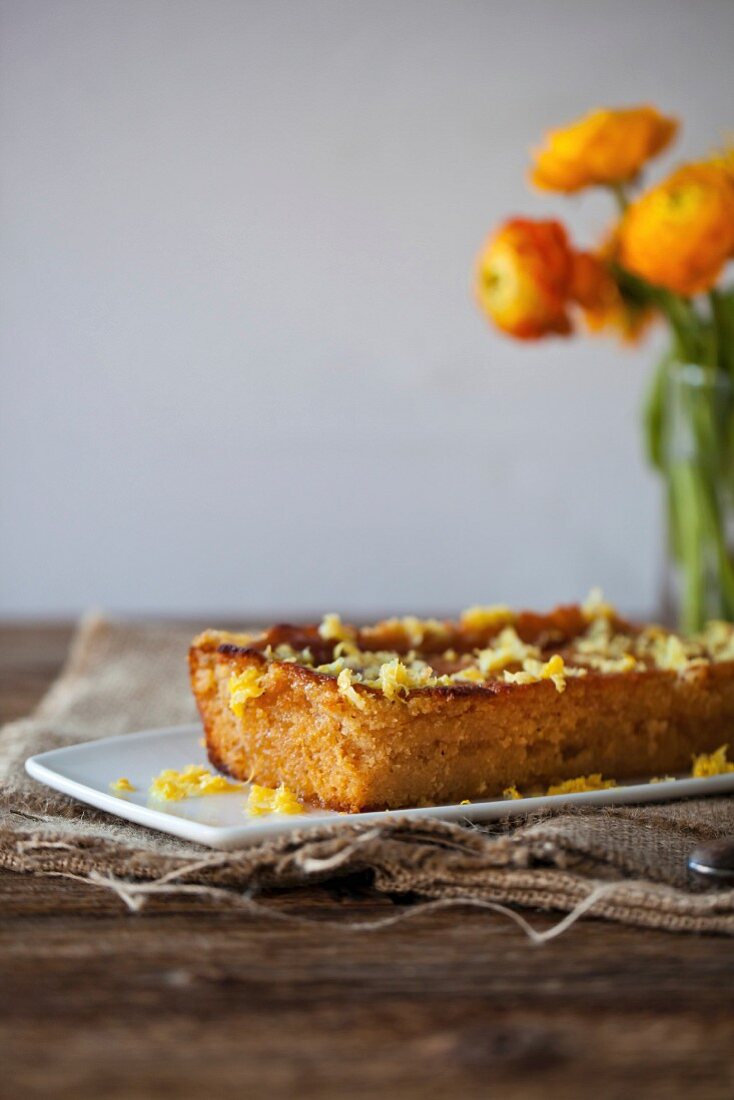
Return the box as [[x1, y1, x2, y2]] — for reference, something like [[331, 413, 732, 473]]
[[1, 622, 734, 1099]]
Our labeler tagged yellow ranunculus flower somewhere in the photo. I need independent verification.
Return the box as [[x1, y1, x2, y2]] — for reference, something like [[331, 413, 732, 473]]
[[475, 218, 574, 339], [620, 163, 734, 296], [531, 106, 678, 193]]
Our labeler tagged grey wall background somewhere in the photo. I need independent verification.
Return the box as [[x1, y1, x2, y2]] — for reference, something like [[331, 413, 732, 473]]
[[2, 0, 733, 619]]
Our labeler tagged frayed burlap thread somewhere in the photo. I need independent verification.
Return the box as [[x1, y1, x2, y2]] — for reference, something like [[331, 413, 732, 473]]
[[3, 616, 734, 935]]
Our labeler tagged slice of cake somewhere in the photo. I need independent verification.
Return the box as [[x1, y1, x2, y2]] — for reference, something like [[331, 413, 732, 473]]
[[189, 593, 734, 812]]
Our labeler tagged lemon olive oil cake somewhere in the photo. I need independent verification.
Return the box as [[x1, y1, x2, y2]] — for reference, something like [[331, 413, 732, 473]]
[[189, 593, 734, 812]]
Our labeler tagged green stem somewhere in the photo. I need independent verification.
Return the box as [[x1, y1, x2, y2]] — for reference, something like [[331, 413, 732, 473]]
[[710, 288, 733, 375], [609, 182, 630, 214], [665, 367, 734, 629], [611, 259, 705, 364], [656, 291, 700, 362], [669, 463, 705, 631], [643, 353, 670, 472]]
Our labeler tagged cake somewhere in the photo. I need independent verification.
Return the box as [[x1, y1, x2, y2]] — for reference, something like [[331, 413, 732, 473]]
[[189, 593, 734, 812]]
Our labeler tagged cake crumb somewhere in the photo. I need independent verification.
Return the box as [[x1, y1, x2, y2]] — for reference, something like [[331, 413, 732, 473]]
[[149, 764, 242, 801], [691, 745, 734, 778], [246, 784, 304, 816], [547, 774, 616, 796], [110, 777, 136, 792]]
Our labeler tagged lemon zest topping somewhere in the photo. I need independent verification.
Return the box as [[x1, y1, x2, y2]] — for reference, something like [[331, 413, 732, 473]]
[[649, 776, 676, 784], [575, 652, 639, 674], [229, 667, 266, 717], [381, 616, 450, 647], [271, 643, 313, 664], [475, 627, 540, 674], [575, 616, 633, 658], [699, 621, 734, 662], [110, 777, 136, 792], [316, 656, 349, 676], [503, 785, 523, 800], [575, 615, 724, 673], [238, 604, 734, 709], [317, 646, 452, 698], [503, 654, 586, 694], [337, 667, 367, 710], [452, 666, 486, 683], [581, 587, 617, 621], [547, 774, 616, 796], [246, 784, 304, 816], [318, 613, 357, 643], [377, 657, 433, 700], [691, 744, 734, 778], [149, 765, 242, 801], [460, 605, 515, 632], [649, 634, 707, 673]]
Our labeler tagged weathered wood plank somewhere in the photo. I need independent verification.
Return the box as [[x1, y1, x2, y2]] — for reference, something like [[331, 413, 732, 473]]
[[1, 622, 734, 1100], [0, 622, 73, 724]]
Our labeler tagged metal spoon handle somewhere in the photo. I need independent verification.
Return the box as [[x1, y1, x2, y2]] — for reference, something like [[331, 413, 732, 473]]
[[688, 839, 734, 882]]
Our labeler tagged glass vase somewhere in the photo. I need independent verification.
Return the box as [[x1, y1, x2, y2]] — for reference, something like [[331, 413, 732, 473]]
[[663, 363, 734, 632]]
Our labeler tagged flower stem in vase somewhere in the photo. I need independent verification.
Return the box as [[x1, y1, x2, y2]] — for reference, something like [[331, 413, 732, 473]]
[[665, 363, 734, 631]]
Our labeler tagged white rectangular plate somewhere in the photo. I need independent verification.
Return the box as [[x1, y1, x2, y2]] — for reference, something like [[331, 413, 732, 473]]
[[25, 723, 734, 850]]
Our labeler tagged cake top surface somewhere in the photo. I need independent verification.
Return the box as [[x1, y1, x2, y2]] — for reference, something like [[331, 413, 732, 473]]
[[194, 590, 734, 707]]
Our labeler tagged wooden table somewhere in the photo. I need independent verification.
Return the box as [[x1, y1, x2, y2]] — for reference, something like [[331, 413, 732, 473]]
[[2, 623, 734, 1099]]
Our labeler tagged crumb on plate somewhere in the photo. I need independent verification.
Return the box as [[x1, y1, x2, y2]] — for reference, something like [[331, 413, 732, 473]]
[[546, 774, 616, 796], [149, 764, 242, 801], [246, 784, 304, 817], [110, 777, 136, 792], [691, 744, 734, 778], [503, 785, 523, 800]]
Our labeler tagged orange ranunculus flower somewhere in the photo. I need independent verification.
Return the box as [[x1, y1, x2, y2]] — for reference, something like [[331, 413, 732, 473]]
[[619, 163, 734, 296], [571, 240, 655, 344], [530, 106, 678, 193], [475, 218, 575, 339], [708, 141, 734, 179], [570, 251, 616, 311]]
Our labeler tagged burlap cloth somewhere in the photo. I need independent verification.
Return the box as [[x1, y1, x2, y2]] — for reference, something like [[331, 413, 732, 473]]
[[3, 616, 734, 935]]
